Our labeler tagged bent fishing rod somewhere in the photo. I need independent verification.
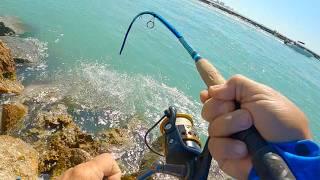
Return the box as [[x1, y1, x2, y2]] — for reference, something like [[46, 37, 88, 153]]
[[120, 11, 295, 180]]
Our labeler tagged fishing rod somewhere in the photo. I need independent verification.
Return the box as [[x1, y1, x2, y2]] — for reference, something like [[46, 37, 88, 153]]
[[120, 11, 295, 180]]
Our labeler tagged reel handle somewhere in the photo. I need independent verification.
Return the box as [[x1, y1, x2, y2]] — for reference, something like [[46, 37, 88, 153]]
[[195, 58, 295, 179]]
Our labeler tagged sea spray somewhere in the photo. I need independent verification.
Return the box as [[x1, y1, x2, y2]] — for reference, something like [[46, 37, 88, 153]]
[[46, 62, 206, 134]]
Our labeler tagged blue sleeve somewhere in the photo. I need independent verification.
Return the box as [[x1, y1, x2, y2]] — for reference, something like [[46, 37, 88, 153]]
[[248, 140, 320, 180]]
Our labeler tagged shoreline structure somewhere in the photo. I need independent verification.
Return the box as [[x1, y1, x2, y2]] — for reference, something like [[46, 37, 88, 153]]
[[199, 0, 320, 60]]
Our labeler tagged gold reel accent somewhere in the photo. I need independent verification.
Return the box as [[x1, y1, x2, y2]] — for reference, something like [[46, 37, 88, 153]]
[[160, 113, 201, 148]]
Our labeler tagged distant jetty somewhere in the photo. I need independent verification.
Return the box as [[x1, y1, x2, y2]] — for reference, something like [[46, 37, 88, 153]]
[[199, 0, 320, 60]]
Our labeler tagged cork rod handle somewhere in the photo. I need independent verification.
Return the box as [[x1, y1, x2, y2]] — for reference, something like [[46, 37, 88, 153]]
[[196, 58, 226, 86]]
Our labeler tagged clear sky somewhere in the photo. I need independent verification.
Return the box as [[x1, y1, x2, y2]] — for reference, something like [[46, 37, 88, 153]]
[[220, 0, 320, 54]]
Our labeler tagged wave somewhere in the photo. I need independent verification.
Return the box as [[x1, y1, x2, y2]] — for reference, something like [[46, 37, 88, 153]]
[[48, 62, 206, 134]]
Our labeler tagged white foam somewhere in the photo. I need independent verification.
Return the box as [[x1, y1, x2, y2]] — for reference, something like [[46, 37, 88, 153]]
[[52, 62, 206, 133]]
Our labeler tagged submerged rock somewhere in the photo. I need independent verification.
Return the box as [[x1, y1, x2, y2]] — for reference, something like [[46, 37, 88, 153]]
[[1, 103, 28, 134], [0, 135, 38, 179], [0, 22, 15, 36], [0, 36, 47, 64], [0, 16, 25, 36]]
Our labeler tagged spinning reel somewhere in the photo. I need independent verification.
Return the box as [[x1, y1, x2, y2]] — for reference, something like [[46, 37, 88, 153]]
[[139, 106, 211, 179]]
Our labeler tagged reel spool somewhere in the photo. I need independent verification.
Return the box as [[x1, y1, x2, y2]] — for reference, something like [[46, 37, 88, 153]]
[[160, 114, 202, 152], [159, 108, 202, 165]]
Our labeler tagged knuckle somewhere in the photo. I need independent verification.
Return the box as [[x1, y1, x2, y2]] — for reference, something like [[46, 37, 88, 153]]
[[101, 153, 113, 159], [208, 86, 216, 92], [238, 109, 253, 127], [201, 103, 210, 121], [70, 167, 85, 177], [230, 74, 245, 82], [223, 101, 235, 112], [208, 122, 214, 136], [209, 138, 219, 156]]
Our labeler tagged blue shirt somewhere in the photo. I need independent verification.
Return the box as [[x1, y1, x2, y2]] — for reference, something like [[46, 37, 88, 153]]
[[249, 140, 320, 180]]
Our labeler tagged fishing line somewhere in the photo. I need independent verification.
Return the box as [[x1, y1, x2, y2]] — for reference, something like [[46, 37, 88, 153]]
[[144, 115, 166, 157]]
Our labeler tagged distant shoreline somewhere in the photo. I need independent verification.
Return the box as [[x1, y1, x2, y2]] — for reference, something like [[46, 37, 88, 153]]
[[198, 0, 320, 60]]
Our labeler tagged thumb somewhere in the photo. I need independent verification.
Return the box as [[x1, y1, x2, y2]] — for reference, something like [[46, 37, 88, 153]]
[[92, 153, 121, 180], [208, 75, 251, 102]]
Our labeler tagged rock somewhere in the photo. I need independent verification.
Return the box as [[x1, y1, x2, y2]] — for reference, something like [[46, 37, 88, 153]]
[[51, 148, 92, 178], [139, 136, 164, 172], [0, 16, 25, 35], [0, 40, 23, 94], [121, 173, 140, 180], [0, 22, 15, 36], [7, 101, 137, 178], [0, 36, 47, 64], [18, 84, 63, 107], [0, 78, 24, 94], [98, 128, 130, 146], [1, 103, 28, 134], [0, 135, 38, 179], [17, 104, 100, 176], [0, 40, 16, 80]]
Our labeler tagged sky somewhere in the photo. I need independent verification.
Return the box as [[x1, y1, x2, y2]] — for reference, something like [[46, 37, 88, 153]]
[[220, 0, 320, 54]]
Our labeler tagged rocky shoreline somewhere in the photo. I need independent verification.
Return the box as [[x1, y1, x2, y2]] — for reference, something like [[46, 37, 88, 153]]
[[0, 17, 158, 179], [0, 15, 227, 180]]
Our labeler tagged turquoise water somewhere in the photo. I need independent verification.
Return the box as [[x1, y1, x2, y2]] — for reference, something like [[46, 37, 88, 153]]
[[1, 0, 319, 144]]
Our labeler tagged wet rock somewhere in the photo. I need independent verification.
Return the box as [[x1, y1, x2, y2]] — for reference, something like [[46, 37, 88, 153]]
[[139, 136, 164, 172], [0, 135, 38, 179], [121, 173, 140, 180], [0, 36, 47, 64], [98, 128, 130, 146], [18, 84, 63, 107], [0, 16, 25, 35], [0, 40, 16, 79], [0, 40, 23, 94], [0, 22, 15, 36], [51, 148, 92, 178], [1, 103, 28, 134], [0, 78, 24, 94], [17, 104, 102, 177]]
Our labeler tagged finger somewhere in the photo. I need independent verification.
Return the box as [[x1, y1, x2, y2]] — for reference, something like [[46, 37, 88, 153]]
[[219, 156, 252, 179], [200, 90, 209, 103], [59, 167, 74, 180], [91, 153, 121, 180], [209, 137, 248, 162], [201, 98, 235, 122], [208, 109, 253, 137], [208, 75, 252, 102]]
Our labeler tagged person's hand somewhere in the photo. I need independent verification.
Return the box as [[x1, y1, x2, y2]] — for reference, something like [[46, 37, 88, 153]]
[[59, 153, 121, 180], [200, 75, 311, 179]]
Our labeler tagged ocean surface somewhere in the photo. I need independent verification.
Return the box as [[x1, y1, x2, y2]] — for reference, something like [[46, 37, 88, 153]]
[[1, 0, 319, 150]]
